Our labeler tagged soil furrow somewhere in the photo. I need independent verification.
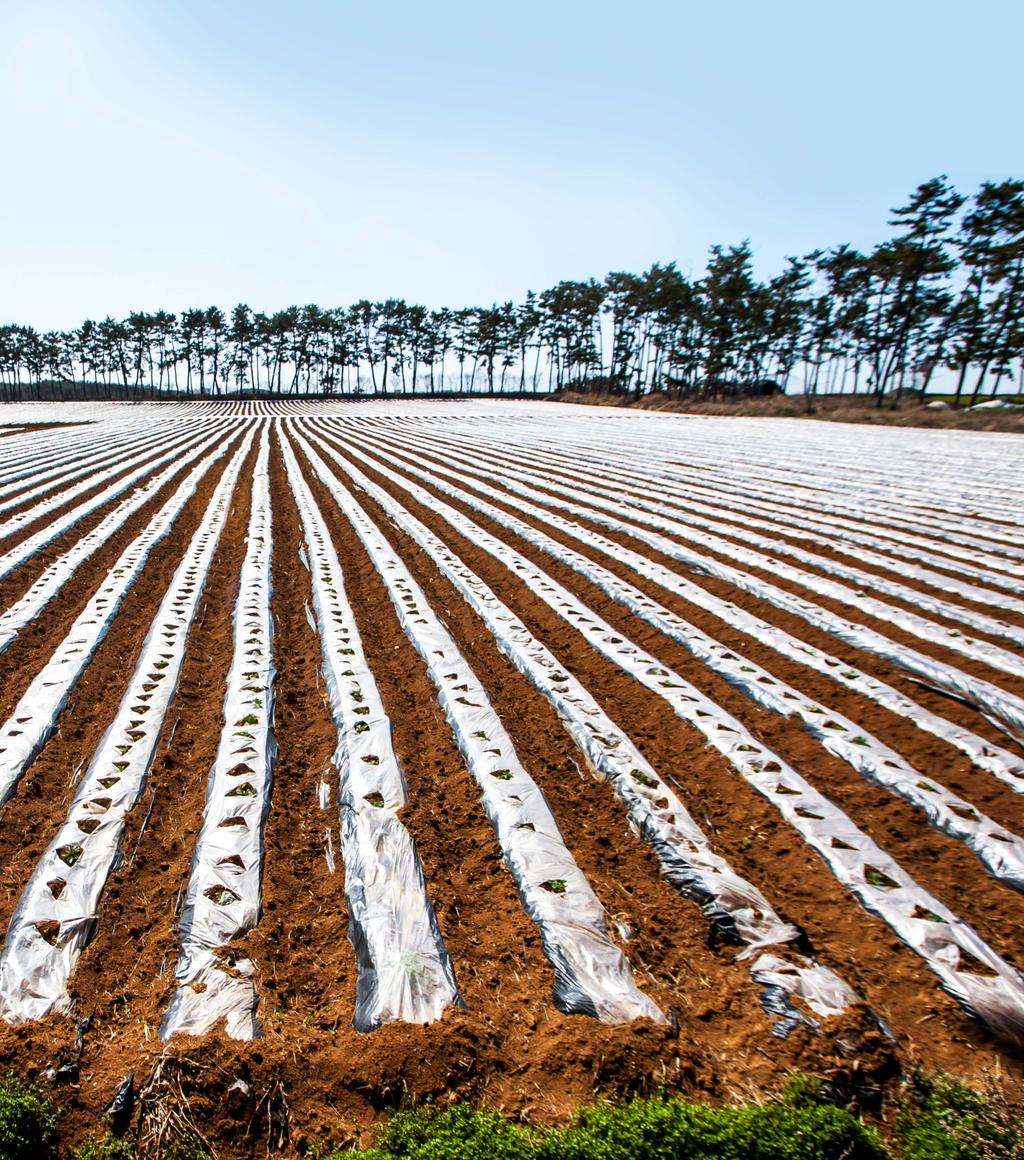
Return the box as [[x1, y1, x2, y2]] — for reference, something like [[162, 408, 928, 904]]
[[354, 433, 1024, 785], [0, 431, 260, 1147], [307, 426, 1013, 1071], [0, 437, 235, 710]]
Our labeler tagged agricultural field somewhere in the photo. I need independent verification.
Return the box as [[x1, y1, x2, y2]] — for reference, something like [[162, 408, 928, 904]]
[[0, 400, 1022, 1153]]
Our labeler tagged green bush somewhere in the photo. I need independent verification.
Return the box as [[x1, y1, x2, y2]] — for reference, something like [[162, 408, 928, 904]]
[[163, 1133, 213, 1160], [0, 1072, 57, 1160], [895, 1074, 1024, 1160], [539, 1096, 886, 1160], [357, 1103, 537, 1159], [344, 1094, 885, 1160], [71, 1134, 135, 1160]]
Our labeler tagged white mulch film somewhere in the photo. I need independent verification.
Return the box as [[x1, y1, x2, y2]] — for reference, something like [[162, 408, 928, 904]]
[[162, 430, 276, 1040], [301, 422, 1024, 1041], [0, 425, 258, 1022], [0, 402, 1021, 1045], [0, 421, 207, 543], [303, 425, 860, 1035], [0, 423, 236, 584], [0, 422, 145, 485], [280, 432, 462, 1032], [366, 420, 1024, 745], [0, 425, 234, 659], [0, 430, 243, 804], [474, 439, 1024, 674], [317, 426, 1024, 888], [292, 426, 664, 1026], [0, 420, 219, 509], [0, 425, 161, 511], [338, 419, 1024, 793]]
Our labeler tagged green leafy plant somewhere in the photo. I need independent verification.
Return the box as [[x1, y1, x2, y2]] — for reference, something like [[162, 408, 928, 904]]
[[0, 1073, 57, 1160], [539, 1094, 886, 1160], [163, 1132, 212, 1160], [896, 1073, 1024, 1160], [354, 1104, 536, 1160], [333, 1094, 885, 1160], [71, 1133, 135, 1160]]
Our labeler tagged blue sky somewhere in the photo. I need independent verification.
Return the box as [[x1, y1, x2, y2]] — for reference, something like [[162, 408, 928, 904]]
[[2, 0, 1021, 329]]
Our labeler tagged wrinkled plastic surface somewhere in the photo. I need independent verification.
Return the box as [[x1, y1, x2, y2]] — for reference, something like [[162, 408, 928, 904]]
[[0, 425, 227, 658], [0, 423, 226, 584], [163, 430, 275, 1040], [310, 418, 1024, 1043], [0, 426, 175, 518], [0, 432, 239, 806], [379, 425, 1024, 754], [340, 432, 1024, 890], [294, 426, 663, 1026], [0, 427, 256, 1023], [281, 434, 461, 1032]]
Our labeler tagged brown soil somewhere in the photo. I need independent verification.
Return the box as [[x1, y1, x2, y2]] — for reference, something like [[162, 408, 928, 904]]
[[0, 412, 1020, 1157], [310, 427, 1024, 972], [0, 431, 207, 560], [445, 442, 1024, 635], [0, 422, 88, 434]]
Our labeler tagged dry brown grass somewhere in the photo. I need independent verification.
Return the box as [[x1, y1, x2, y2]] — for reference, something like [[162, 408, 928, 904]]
[[554, 391, 1024, 433]]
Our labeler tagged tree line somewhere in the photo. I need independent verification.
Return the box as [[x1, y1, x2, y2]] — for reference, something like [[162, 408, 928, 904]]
[[2, 176, 1021, 406]]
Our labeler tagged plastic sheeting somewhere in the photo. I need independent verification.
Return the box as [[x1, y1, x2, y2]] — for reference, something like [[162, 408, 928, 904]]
[[340, 423, 1024, 794], [469, 408, 1024, 545], [0, 431, 241, 806], [0, 424, 202, 545], [0, 426, 257, 1023], [0, 425, 228, 658], [0, 424, 226, 585], [373, 429, 1024, 748], [372, 413, 1024, 582], [0, 423, 139, 487], [469, 442, 1024, 645], [655, 446, 1024, 552], [330, 432, 1024, 890], [568, 423, 1024, 562], [292, 427, 664, 1026], [0, 423, 198, 519], [391, 430, 1024, 683], [281, 436, 460, 1031], [304, 422, 1024, 1044], [540, 462, 1024, 668], [162, 430, 275, 1041], [306, 428, 860, 1034], [507, 442, 1024, 607], [644, 458, 1024, 580], [0, 427, 175, 516]]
